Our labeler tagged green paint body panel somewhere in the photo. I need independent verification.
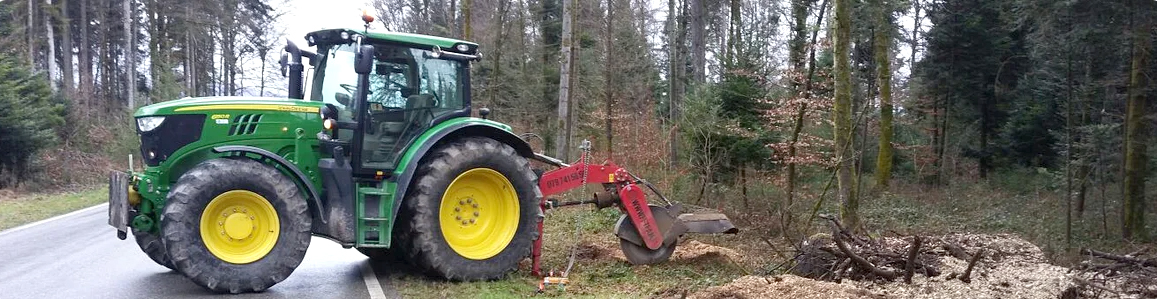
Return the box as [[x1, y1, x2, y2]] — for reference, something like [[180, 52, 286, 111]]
[[123, 29, 518, 248], [129, 97, 326, 233]]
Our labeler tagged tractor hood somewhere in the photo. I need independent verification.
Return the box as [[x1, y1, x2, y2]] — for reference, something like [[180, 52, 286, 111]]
[[133, 96, 322, 117]]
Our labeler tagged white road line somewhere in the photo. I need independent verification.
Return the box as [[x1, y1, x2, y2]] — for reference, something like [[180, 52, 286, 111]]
[[0, 203, 108, 237], [361, 261, 389, 299]]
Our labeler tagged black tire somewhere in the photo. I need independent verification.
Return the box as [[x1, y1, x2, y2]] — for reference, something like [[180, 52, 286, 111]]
[[160, 158, 312, 293], [132, 228, 174, 270], [393, 137, 542, 281]]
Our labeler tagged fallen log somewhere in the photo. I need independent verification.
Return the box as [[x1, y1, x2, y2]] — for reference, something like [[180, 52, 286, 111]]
[[1079, 248, 1157, 268]]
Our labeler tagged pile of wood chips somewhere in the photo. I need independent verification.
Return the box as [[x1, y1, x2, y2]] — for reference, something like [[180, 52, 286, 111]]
[[696, 229, 1092, 299]]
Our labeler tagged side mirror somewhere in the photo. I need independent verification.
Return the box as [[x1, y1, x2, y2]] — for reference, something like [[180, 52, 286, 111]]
[[334, 93, 351, 106], [355, 45, 375, 75], [320, 103, 340, 120], [278, 52, 289, 76]]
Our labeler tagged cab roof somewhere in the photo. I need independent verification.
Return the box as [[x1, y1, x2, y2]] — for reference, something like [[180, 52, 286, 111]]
[[305, 28, 478, 54]]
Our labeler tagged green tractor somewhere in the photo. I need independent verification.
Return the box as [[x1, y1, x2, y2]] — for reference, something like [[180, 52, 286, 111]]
[[108, 25, 543, 293]]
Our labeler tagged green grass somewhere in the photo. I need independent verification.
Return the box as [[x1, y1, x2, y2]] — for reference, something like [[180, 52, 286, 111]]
[[0, 187, 105, 231]]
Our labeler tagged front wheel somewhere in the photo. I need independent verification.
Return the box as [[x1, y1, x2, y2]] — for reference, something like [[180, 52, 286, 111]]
[[132, 228, 174, 270], [160, 158, 312, 293], [394, 137, 542, 280]]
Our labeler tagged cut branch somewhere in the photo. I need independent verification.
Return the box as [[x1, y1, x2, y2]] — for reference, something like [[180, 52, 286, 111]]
[[960, 249, 985, 283], [905, 236, 923, 284]]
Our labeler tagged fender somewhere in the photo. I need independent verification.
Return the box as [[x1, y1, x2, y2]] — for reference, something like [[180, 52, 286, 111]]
[[211, 145, 326, 224], [390, 121, 534, 230]]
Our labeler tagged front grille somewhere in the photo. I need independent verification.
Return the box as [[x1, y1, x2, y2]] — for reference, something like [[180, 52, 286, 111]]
[[139, 114, 205, 166], [228, 114, 263, 136]]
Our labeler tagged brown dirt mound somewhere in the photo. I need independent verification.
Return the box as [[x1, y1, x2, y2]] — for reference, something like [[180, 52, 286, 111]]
[[689, 275, 884, 299]]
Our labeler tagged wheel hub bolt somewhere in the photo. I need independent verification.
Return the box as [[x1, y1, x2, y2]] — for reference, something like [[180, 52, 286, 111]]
[[472, 203, 478, 208], [469, 219, 475, 224], [461, 220, 468, 225], [473, 211, 479, 216]]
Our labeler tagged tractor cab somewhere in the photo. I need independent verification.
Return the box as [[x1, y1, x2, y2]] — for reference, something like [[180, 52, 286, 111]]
[[289, 28, 480, 176]]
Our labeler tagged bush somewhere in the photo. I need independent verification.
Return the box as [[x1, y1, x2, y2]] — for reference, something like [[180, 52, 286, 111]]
[[0, 58, 66, 188]]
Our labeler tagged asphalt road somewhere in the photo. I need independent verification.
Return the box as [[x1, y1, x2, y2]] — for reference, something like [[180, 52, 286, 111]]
[[0, 204, 400, 299]]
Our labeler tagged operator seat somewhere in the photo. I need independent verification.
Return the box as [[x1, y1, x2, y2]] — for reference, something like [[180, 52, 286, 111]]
[[366, 94, 437, 165]]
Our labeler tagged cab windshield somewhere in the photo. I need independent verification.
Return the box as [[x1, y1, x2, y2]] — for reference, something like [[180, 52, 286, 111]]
[[309, 43, 468, 119], [309, 42, 469, 170]]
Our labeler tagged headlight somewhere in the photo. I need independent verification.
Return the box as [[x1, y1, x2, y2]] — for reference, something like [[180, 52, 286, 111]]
[[136, 116, 166, 132]]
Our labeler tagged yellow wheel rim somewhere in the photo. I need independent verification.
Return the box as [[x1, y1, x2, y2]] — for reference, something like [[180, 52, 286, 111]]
[[439, 168, 520, 260], [199, 190, 280, 264]]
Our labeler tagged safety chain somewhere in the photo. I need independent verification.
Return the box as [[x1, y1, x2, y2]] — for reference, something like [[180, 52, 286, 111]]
[[563, 140, 593, 277]]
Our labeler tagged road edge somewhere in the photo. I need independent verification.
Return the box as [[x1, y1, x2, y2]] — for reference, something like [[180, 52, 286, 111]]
[[0, 203, 107, 237]]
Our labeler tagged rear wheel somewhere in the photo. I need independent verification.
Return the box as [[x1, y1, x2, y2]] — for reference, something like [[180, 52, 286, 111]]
[[394, 137, 541, 280], [161, 158, 311, 293]]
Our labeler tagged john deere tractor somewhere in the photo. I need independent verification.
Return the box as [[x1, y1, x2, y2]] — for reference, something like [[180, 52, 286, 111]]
[[108, 26, 543, 293]]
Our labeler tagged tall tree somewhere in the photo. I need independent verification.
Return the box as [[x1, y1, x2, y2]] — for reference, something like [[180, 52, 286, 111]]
[[667, 0, 685, 167], [123, 0, 134, 108], [555, 0, 576, 160], [77, 0, 91, 96], [44, 0, 58, 91], [688, 0, 704, 83], [603, 0, 615, 159], [785, 0, 828, 212], [873, 0, 894, 190], [1121, 0, 1149, 241], [834, 0, 858, 229], [59, 0, 74, 93]]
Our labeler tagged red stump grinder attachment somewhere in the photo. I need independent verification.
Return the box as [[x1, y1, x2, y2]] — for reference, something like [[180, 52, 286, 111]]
[[528, 143, 739, 275]]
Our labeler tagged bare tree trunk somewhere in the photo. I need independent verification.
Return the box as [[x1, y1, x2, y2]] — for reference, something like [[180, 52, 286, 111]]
[[28, 0, 36, 67], [1065, 27, 1074, 248], [909, 0, 919, 76], [45, 0, 59, 92], [123, 0, 134, 108], [1121, 0, 1149, 241], [689, 0, 704, 83], [604, 0, 615, 159], [60, 0, 74, 94], [873, 0, 894, 191], [78, 0, 91, 97], [555, 0, 576, 161], [668, 0, 687, 167], [462, 0, 472, 40], [834, 0, 859, 230]]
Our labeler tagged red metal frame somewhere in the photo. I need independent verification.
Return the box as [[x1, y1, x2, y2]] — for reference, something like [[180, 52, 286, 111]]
[[530, 153, 661, 276]]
